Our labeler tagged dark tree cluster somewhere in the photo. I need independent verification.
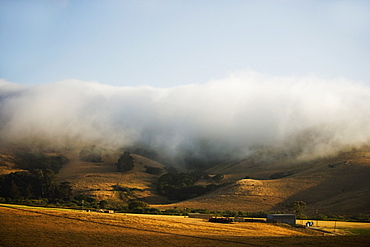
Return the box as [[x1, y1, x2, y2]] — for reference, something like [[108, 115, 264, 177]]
[[73, 194, 98, 208], [116, 151, 134, 172], [127, 200, 149, 211], [125, 200, 161, 214], [0, 169, 72, 202], [79, 145, 103, 163], [156, 172, 224, 201], [14, 152, 69, 173], [289, 201, 306, 217], [144, 166, 163, 175], [112, 185, 143, 192]]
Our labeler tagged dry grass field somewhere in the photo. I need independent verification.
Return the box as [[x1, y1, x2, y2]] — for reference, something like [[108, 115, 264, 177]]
[[1, 205, 369, 247]]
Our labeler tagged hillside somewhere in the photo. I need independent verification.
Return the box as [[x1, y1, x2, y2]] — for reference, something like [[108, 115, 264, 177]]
[[0, 153, 23, 175], [154, 150, 370, 215], [56, 148, 170, 204], [0, 144, 170, 204], [1, 144, 369, 215]]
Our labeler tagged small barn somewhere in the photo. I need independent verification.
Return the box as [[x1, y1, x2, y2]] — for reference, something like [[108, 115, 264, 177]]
[[267, 214, 296, 226]]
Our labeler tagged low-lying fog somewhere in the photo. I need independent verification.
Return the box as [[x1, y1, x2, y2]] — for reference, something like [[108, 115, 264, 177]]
[[1, 71, 370, 165]]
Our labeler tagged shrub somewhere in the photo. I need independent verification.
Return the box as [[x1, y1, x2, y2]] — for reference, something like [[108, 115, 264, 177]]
[[128, 200, 149, 211], [14, 152, 69, 173], [74, 195, 97, 206], [289, 201, 306, 217], [79, 145, 102, 163], [99, 200, 108, 209], [111, 185, 143, 192], [145, 166, 163, 175]]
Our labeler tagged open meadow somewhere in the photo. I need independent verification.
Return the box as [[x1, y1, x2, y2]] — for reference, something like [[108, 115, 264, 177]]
[[0, 204, 369, 247]]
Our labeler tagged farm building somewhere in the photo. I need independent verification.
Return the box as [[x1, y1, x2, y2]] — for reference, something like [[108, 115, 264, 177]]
[[267, 214, 296, 226]]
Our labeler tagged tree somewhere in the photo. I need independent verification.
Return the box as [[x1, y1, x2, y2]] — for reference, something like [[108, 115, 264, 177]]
[[30, 169, 58, 198], [290, 201, 306, 217], [99, 200, 108, 209], [0, 170, 72, 203], [128, 200, 149, 211], [14, 152, 69, 173], [145, 166, 162, 175], [57, 182, 72, 201], [156, 172, 216, 201], [79, 145, 102, 163], [116, 152, 134, 172], [9, 180, 21, 200]]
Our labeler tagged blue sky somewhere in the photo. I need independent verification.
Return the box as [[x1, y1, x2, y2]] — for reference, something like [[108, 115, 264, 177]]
[[1, 0, 370, 87]]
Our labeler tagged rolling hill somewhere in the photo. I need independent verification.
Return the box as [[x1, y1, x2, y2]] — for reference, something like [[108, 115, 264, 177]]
[[56, 148, 170, 204], [155, 149, 370, 215], [0, 143, 369, 215]]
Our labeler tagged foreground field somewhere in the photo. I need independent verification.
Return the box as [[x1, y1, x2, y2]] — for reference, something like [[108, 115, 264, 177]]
[[0, 205, 369, 247]]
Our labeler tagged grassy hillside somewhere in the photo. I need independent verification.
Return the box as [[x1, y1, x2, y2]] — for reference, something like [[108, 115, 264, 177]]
[[155, 150, 370, 215], [0, 153, 23, 175], [56, 149, 170, 204], [1, 144, 369, 216]]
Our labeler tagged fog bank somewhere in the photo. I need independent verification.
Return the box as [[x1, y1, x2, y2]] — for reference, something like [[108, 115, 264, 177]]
[[1, 72, 370, 164]]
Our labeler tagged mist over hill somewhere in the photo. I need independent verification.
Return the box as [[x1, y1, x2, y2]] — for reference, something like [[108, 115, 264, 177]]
[[1, 72, 370, 166]]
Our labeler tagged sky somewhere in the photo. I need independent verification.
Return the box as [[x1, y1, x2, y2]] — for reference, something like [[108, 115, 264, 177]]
[[1, 0, 370, 87], [1, 1, 370, 165]]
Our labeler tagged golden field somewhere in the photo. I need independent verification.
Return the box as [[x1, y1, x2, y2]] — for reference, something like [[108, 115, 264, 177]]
[[0, 204, 370, 247]]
